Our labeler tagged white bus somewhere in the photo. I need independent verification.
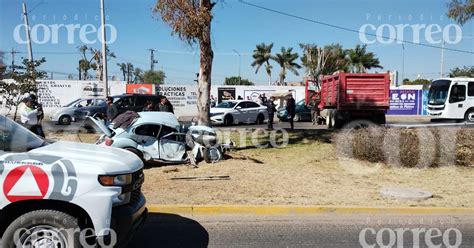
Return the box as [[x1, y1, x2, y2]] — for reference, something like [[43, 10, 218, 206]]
[[427, 77, 474, 122]]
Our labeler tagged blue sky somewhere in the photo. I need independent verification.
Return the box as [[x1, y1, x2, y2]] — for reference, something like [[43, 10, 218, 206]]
[[0, 0, 473, 84]]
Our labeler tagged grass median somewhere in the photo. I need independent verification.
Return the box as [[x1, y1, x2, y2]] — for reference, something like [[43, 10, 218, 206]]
[[48, 127, 474, 208]]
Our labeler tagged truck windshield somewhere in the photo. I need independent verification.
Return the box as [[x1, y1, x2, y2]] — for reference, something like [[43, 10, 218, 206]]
[[0, 115, 47, 152], [428, 80, 451, 105]]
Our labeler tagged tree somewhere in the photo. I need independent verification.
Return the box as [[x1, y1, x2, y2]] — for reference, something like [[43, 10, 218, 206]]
[[77, 45, 93, 80], [90, 47, 115, 80], [133, 68, 144, 83], [117, 62, 127, 81], [154, 0, 216, 126], [447, 0, 474, 25], [224, 76, 254, 86], [299, 43, 330, 86], [346, 44, 383, 73], [323, 44, 350, 75], [0, 58, 47, 120], [449, 66, 474, 77], [402, 78, 432, 89], [143, 70, 166, 84], [251, 43, 273, 85], [126, 62, 134, 83], [272, 47, 301, 85]]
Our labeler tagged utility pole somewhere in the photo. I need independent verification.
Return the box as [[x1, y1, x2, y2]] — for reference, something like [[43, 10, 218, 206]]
[[440, 40, 445, 78], [233, 49, 241, 85], [10, 48, 18, 73], [22, 2, 33, 62], [401, 43, 405, 87], [149, 49, 158, 71], [100, 0, 109, 96]]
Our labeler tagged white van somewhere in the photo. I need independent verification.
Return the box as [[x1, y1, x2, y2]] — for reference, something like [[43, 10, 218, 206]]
[[427, 78, 474, 122]]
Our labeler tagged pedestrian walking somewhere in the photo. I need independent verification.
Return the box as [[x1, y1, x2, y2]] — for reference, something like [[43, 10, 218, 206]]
[[286, 94, 296, 130]]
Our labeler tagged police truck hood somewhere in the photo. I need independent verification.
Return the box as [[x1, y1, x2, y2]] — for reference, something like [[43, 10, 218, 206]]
[[30, 141, 143, 174]]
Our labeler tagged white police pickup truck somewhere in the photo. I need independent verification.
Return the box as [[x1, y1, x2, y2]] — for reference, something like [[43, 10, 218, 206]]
[[0, 114, 147, 247]]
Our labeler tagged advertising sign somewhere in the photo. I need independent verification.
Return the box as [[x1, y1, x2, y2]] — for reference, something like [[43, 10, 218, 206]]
[[81, 81, 105, 98], [387, 89, 422, 115], [126, 84, 155, 95], [243, 89, 276, 102], [156, 85, 198, 117], [217, 87, 236, 103]]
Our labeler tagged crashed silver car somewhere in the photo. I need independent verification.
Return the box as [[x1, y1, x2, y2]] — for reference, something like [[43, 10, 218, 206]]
[[88, 112, 231, 164]]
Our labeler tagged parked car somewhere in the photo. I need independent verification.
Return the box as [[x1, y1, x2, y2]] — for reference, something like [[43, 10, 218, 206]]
[[89, 112, 232, 164], [0, 114, 147, 246], [75, 94, 163, 121], [210, 100, 268, 125], [50, 98, 105, 125], [277, 99, 312, 122]]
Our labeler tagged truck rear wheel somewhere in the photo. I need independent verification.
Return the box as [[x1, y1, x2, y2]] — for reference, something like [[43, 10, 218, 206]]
[[326, 110, 334, 129], [2, 210, 81, 248]]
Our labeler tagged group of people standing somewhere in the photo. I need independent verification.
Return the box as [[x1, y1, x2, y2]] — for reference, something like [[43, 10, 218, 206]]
[[105, 96, 174, 124], [265, 93, 296, 131]]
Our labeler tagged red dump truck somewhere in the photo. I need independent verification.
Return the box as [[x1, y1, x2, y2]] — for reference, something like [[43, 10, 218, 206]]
[[305, 73, 390, 128]]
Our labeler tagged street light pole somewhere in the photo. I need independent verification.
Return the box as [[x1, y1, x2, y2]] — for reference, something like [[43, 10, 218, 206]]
[[22, 2, 33, 62], [401, 43, 405, 87], [233, 49, 241, 84]]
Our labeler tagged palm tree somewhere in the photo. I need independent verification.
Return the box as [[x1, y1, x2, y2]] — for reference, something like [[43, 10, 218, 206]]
[[346, 44, 383, 73], [117, 63, 127, 81], [251, 43, 273, 85], [272, 47, 301, 85], [126, 62, 134, 83], [133, 68, 144, 83]]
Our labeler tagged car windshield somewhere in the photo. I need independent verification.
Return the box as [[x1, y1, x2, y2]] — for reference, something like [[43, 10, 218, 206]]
[[62, 98, 81, 107], [428, 80, 451, 105], [0, 115, 47, 152], [215, 102, 237, 108]]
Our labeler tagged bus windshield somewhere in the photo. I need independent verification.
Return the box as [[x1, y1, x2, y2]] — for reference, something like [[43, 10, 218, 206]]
[[428, 80, 451, 105]]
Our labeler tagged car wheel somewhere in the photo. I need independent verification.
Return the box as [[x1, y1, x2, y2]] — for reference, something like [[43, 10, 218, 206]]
[[465, 109, 474, 122], [203, 147, 222, 163], [2, 210, 81, 248], [124, 147, 144, 162], [224, 115, 234, 126], [58, 115, 72, 125], [293, 114, 301, 122], [256, 114, 265, 124]]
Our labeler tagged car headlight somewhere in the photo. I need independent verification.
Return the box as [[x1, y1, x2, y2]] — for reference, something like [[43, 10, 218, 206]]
[[210, 112, 224, 117], [98, 174, 133, 186]]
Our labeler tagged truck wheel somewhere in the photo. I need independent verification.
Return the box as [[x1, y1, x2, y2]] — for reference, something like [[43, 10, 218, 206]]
[[59, 115, 72, 125], [374, 113, 386, 125], [2, 210, 81, 248], [333, 111, 343, 129], [326, 110, 334, 129], [465, 109, 474, 122]]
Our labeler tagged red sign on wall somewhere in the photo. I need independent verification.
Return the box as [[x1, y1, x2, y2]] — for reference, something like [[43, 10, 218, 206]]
[[126, 84, 155, 95]]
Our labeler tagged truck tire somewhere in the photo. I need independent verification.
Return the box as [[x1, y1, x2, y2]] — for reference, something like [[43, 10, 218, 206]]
[[374, 113, 386, 125], [326, 110, 333, 129], [333, 111, 343, 129], [2, 210, 81, 248]]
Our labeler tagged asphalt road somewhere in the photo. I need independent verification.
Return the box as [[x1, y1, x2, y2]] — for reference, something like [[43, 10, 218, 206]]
[[129, 214, 474, 248]]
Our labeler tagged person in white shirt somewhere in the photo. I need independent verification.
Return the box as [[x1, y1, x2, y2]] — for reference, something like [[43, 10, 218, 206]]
[[20, 97, 43, 136]]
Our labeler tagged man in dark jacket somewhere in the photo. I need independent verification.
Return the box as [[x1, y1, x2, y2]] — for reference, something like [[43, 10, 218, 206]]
[[266, 96, 277, 130], [286, 94, 296, 130], [106, 96, 118, 124]]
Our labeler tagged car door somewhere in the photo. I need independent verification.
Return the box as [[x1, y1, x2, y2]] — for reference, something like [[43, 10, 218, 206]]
[[131, 124, 161, 160], [157, 125, 186, 162], [446, 83, 467, 119], [233, 102, 247, 123], [245, 101, 261, 122]]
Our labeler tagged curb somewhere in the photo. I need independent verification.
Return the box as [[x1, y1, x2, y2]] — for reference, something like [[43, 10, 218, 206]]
[[147, 205, 474, 216]]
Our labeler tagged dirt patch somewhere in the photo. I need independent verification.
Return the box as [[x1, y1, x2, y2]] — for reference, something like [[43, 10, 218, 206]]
[[143, 139, 474, 207]]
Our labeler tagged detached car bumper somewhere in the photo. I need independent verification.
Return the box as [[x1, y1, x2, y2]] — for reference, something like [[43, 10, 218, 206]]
[[110, 192, 148, 247]]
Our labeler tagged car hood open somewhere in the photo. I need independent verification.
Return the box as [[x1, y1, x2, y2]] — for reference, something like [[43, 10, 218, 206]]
[[87, 116, 113, 137]]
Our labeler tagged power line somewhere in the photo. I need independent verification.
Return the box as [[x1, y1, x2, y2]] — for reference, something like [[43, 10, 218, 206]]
[[238, 0, 474, 55]]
